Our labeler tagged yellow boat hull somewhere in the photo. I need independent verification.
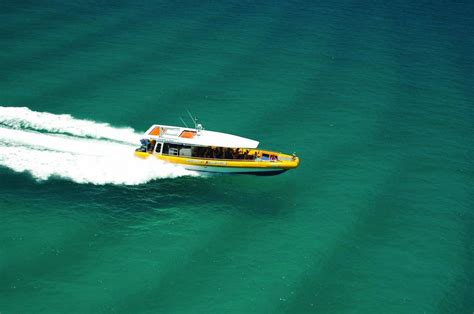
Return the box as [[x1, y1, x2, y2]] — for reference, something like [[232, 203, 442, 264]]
[[134, 150, 299, 175]]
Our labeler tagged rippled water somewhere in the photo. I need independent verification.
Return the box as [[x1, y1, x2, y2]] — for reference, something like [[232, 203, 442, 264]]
[[1, 1, 473, 313]]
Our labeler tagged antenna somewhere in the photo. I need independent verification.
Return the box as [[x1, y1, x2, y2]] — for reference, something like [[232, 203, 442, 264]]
[[179, 117, 189, 128], [186, 109, 204, 132], [186, 109, 197, 128]]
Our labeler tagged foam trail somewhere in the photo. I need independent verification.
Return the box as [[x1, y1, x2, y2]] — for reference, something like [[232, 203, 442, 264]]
[[0, 106, 139, 144], [0, 107, 199, 185]]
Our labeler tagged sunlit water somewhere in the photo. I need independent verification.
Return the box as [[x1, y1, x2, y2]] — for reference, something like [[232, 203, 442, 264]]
[[0, 1, 473, 313]]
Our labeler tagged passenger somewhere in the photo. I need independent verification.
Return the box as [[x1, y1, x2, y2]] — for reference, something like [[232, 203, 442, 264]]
[[255, 152, 261, 161], [139, 139, 148, 152], [147, 140, 155, 153]]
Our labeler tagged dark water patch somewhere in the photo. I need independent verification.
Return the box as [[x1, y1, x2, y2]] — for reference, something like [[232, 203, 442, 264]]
[[1, 1, 244, 119], [115, 187, 298, 313], [0, 0, 189, 79]]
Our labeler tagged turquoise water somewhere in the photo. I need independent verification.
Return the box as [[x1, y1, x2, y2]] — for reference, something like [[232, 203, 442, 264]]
[[1, 1, 473, 313]]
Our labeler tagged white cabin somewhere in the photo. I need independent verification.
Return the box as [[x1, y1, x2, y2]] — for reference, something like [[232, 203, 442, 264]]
[[143, 124, 259, 149]]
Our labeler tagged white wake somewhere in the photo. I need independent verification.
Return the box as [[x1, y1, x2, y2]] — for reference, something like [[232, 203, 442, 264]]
[[0, 106, 198, 185]]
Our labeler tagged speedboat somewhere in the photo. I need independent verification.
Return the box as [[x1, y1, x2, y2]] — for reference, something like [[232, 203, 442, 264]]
[[134, 122, 299, 175]]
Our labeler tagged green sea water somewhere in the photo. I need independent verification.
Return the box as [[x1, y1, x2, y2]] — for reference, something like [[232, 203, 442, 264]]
[[0, 0, 473, 313]]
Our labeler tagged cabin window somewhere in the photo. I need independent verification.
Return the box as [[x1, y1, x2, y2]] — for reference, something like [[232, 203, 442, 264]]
[[162, 143, 179, 155], [162, 144, 258, 160], [162, 143, 186, 156], [155, 143, 162, 153], [168, 143, 179, 156], [178, 146, 191, 157], [189, 146, 256, 160]]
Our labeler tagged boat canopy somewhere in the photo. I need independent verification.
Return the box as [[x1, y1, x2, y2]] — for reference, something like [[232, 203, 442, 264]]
[[143, 124, 259, 148]]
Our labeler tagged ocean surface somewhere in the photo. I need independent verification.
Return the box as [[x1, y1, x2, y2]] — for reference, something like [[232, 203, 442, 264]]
[[0, 1, 473, 313]]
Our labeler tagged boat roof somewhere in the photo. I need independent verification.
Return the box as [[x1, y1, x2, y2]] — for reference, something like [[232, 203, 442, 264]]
[[143, 124, 259, 148]]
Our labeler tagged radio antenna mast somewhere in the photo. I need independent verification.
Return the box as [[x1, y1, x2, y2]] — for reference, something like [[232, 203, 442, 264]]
[[179, 117, 189, 128], [187, 109, 197, 128], [186, 109, 204, 132]]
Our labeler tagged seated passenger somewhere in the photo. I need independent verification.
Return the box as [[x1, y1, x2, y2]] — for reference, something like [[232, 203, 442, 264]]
[[225, 148, 232, 159], [137, 139, 147, 152], [232, 148, 239, 159], [148, 140, 156, 153]]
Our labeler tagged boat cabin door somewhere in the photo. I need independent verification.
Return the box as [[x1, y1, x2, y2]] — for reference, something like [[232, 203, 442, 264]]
[[154, 142, 163, 155]]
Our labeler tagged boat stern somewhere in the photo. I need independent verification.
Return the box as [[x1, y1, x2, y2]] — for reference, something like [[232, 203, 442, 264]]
[[134, 151, 150, 159]]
